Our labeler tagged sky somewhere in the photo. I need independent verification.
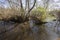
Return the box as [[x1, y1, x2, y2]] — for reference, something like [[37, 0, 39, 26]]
[[0, 0, 60, 9], [0, 0, 9, 8], [38, 0, 60, 10]]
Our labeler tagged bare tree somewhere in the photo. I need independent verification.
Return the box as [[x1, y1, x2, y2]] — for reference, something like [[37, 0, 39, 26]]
[[42, 0, 50, 9], [20, 0, 23, 8], [7, 0, 36, 15]]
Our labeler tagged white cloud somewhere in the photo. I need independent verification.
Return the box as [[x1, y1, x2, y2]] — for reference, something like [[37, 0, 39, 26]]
[[54, 0, 59, 2], [38, 0, 41, 1]]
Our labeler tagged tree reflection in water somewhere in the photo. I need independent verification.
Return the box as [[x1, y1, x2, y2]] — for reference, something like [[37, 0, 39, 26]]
[[0, 20, 60, 40]]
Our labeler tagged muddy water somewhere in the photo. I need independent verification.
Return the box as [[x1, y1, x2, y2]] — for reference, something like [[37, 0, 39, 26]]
[[0, 20, 60, 40]]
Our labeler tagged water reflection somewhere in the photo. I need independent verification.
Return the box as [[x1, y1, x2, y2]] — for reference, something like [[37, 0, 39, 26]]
[[29, 20, 60, 40], [45, 21, 60, 37], [0, 20, 60, 40]]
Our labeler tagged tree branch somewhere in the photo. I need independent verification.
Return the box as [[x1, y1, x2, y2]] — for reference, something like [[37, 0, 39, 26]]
[[20, 0, 23, 9], [28, 0, 36, 13]]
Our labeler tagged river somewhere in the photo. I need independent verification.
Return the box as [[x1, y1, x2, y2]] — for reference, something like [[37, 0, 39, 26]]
[[0, 20, 60, 40]]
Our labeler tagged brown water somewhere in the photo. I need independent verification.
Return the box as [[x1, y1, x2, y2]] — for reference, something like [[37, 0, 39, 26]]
[[0, 20, 60, 40]]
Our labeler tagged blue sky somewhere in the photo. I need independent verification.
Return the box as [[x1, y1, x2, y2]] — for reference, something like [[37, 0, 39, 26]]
[[0, 0, 7, 5], [0, 0, 9, 7]]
